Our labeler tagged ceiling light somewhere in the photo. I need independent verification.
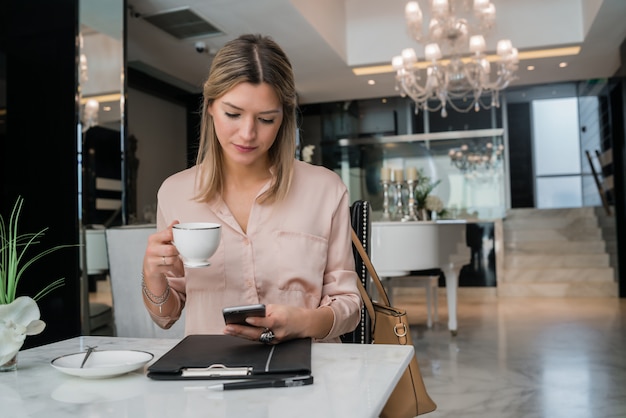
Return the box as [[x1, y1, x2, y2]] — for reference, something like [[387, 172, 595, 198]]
[[80, 93, 122, 104], [83, 99, 100, 130], [449, 141, 504, 177], [391, 0, 518, 117], [559, 62, 568, 68], [368, 79, 376, 85], [527, 65, 535, 71], [352, 46, 580, 76]]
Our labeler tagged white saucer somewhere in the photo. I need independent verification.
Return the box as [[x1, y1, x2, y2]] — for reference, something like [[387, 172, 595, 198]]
[[184, 260, 211, 268], [51, 350, 154, 379]]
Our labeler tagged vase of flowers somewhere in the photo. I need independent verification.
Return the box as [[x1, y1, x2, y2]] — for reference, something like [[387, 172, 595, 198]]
[[0, 196, 72, 371], [413, 169, 442, 220], [425, 195, 444, 220], [301, 144, 316, 164]]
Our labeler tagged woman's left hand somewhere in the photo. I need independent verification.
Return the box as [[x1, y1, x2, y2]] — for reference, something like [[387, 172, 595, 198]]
[[223, 304, 324, 344]]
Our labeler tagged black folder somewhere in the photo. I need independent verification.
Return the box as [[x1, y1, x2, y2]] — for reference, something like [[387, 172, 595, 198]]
[[147, 335, 312, 381]]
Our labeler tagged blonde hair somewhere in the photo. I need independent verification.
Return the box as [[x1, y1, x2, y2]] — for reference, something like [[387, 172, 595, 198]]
[[194, 34, 297, 204]]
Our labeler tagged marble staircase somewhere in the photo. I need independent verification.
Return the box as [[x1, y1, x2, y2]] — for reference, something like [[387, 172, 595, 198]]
[[499, 207, 618, 297], [595, 206, 619, 281]]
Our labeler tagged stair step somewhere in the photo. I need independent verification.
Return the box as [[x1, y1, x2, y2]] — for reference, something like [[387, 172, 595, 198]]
[[594, 206, 615, 222], [504, 228, 602, 242], [605, 242, 618, 253], [498, 281, 618, 298], [505, 253, 610, 268], [501, 207, 617, 298], [597, 217, 617, 228], [503, 217, 598, 230], [505, 240, 606, 253], [505, 207, 596, 220], [502, 267, 614, 282]]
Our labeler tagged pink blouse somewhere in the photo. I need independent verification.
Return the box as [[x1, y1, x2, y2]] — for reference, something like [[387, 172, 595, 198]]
[[148, 159, 362, 342]]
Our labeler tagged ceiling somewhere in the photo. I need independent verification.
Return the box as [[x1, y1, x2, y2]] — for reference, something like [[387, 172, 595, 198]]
[[123, 0, 626, 105]]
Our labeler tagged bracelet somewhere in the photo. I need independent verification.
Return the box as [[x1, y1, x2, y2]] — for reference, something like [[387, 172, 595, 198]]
[[141, 272, 170, 314]]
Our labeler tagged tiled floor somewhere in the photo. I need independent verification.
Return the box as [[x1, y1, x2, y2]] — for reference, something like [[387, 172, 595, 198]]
[[395, 291, 626, 418]]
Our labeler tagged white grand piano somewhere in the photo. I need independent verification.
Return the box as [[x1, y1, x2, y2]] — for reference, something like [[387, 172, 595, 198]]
[[371, 219, 469, 335]]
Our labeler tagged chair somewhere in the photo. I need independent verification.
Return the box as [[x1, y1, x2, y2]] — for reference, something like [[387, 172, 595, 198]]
[[89, 302, 115, 335], [382, 270, 441, 328], [80, 225, 114, 335], [105, 225, 185, 338], [342, 200, 372, 344]]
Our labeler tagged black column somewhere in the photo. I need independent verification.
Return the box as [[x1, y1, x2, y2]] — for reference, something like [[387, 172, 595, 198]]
[[609, 78, 626, 298], [0, 0, 82, 346], [506, 103, 534, 208]]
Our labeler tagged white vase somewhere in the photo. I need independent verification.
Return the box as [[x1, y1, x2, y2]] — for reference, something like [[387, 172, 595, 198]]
[[0, 353, 18, 372], [0, 296, 46, 371]]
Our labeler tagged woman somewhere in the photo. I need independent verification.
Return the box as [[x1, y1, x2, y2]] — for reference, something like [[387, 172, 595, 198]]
[[141, 34, 361, 344]]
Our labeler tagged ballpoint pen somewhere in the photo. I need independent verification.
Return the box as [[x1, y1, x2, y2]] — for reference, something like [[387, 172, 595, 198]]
[[207, 375, 314, 391]]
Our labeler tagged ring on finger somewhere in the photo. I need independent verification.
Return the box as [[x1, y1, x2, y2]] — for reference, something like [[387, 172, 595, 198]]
[[162, 256, 166, 265], [259, 330, 275, 344]]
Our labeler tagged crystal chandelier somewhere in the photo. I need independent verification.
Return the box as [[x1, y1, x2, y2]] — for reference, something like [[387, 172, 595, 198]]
[[448, 140, 504, 174], [392, 0, 519, 117]]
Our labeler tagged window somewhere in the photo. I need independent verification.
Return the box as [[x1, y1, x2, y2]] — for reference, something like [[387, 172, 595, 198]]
[[532, 98, 582, 208]]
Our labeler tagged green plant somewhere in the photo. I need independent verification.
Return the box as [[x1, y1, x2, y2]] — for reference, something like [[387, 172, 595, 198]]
[[0, 196, 73, 304], [414, 168, 441, 210]]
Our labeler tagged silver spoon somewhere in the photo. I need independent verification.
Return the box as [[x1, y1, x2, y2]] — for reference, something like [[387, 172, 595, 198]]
[[80, 346, 97, 368]]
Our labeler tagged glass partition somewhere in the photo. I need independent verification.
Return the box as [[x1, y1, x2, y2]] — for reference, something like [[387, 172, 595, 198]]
[[78, 0, 126, 227], [323, 129, 508, 220], [77, 0, 125, 334]]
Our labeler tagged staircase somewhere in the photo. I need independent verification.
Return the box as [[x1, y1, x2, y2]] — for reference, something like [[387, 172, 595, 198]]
[[595, 206, 619, 281], [499, 207, 618, 297]]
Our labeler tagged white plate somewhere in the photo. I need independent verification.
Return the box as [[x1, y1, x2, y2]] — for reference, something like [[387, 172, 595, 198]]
[[51, 350, 154, 379]]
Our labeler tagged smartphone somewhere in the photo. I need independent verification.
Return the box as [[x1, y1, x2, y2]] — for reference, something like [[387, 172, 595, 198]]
[[222, 304, 266, 325]]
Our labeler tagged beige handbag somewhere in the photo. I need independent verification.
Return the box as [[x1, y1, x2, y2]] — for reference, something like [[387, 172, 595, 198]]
[[351, 229, 437, 417]]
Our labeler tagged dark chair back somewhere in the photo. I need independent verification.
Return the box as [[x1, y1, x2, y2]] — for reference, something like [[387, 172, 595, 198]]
[[341, 200, 372, 344]]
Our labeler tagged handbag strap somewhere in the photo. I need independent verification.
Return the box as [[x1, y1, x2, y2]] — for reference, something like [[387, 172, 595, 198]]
[[351, 229, 391, 308], [355, 270, 377, 331]]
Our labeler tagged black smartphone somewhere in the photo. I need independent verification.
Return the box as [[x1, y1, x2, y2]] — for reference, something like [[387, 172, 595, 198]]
[[222, 304, 266, 325]]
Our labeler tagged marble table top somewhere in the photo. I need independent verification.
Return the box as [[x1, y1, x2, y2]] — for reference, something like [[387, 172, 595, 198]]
[[1, 336, 414, 418]]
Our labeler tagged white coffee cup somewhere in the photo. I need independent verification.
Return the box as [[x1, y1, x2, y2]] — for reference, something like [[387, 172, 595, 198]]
[[172, 222, 221, 267]]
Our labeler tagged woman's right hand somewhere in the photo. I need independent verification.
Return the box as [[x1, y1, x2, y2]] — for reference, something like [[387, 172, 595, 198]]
[[142, 221, 184, 280]]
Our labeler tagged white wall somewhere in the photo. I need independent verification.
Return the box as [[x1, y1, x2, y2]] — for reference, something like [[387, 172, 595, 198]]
[[127, 88, 188, 221]]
